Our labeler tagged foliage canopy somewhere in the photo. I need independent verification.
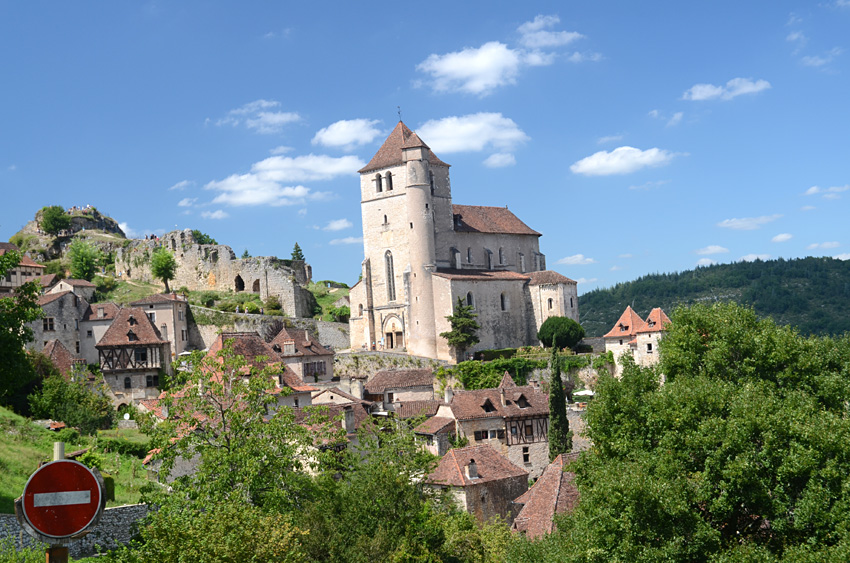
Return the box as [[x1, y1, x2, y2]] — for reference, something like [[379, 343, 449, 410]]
[[68, 239, 102, 281], [150, 248, 177, 292], [190, 229, 217, 245], [291, 242, 304, 261], [537, 316, 585, 349], [40, 205, 70, 236], [440, 297, 480, 360], [29, 375, 115, 435]]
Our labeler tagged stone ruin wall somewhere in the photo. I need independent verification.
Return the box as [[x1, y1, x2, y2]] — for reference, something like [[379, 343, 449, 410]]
[[115, 230, 314, 317]]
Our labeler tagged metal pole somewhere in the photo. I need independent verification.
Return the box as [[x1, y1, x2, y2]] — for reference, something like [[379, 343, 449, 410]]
[[48, 442, 67, 562], [53, 442, 64, 461]]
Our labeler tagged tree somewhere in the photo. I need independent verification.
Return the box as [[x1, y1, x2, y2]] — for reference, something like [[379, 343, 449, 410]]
[[150, 247, 177, 292], [440, 297, 480, 361], [290, 242, 304, 261], [547, 344, 571, 461], [68, 239, 102, 281], [190, 229, 217, 245], [537, 316, 585, 349], [328, 305, 350, 323], [40, 205, 70, 236], [241, 249, 250, 259], [29, 375, 115, 434]]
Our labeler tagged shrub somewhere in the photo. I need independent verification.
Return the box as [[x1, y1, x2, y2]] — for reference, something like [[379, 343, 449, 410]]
[[96, 436, 151, 458], [78, 450, 104, 471], [537, 316, 586, 349], [55, 427, 81, 444], [265, 295, 282, 312], [245, 302, 260, 314], [475, 348, 517, 361]]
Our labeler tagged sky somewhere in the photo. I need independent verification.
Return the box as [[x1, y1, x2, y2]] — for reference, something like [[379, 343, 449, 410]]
[[1, 1, 848, 293]]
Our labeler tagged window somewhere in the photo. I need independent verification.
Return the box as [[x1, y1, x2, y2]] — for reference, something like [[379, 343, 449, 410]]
[[497, 429, 505, 439], [486, 250, 492, 270], [570, 297, 574, 308], [620, 339, 623, 345], [127, 331, 138, 342], [385, 251, 396, 301], [75, 320, 79, 330], [43, 318, 55, 331], [375, 173, 383, 193], [482, 398, 495, 412], [547, 298, 553, 310], [387, 392, 394, 403], [489, 429, 497, 439], [146, 374, 159, 388], [474, 430, 487, 441], [525, 423, 533, 437], [429, 171, 435, 195], [294, 397, 300, 408], [87, 330, 93, 338], [466, 292, 474, 308], [147, 312, 155, 322], [124, 377, 132, 390], [467, 247, 472, 263], [385, 171, 393, 191], [498, 247, 505, 265], [181, 329, 187, 342], [519, 253, 526, 273], [523, 446, 530, 464], [134, 348, 148, 363], [500, 293, 507, 311], [75, 342, 80, 354], [128, 315, 136, 326], [358, 304, 364, 317], [383, 214, 388, 225], [178, 309, 184, 321], [647, 343, 653, 353]]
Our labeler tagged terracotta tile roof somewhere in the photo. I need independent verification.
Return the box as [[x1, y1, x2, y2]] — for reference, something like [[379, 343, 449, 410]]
[[499, 372, 516, 388], [603, 306, 648, 339], [280, 370, 318, 393], [527, 270, 577, 285], [294, 403, 370, 436], [62, 278, 96, 287], [449, 381, 548, 421], [131, 293, 187, 305], [636, 307, 672, 334], [42, 340, 78, 377], [38, 274, 59, 288], [394, 400, 442, 419], [512, 453, 580, 538], [365, 368, 434, 394], [18, 255, 45, 268], [0, 244, 45, 268], [83, 302, 121, 322], [452, 204, 541, 236], [427, 445, 528, 487], [0, 242, 19, 252], [38, 290, 73, 306], [312, 387, 375, 408], [358, 121, 450, 173], [270, 328, 333, 358], [415, 416, 455, 435], [96, 307, 167, 347], [207, 332, 280, 369], [432, 269, 531, 282]]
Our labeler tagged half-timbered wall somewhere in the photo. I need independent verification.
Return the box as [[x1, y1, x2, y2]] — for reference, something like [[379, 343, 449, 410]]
[[99, 345, 163, 372]]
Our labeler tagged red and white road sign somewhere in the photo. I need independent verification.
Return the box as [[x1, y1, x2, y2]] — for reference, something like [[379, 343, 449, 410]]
[[20, 460, 104, 539]]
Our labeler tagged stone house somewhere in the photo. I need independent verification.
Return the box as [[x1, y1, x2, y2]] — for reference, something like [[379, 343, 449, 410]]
[[634, 308, 671, 367], [29, 291, 89, 356], [414, 416, 455, 456], [97, 307, 172, 408], [604, 306, 671, 375], [348, 121, 579, 362], [312, 387, 375, 411], [512, 452, 580, 538], [363, 368, 435, 409], [0, 242, 45, 294], [80, 302, 121, 365], [426, 444, 528, 525], [269, 328, 335, 385], [38, 273, 60, 293], [42, 339, 87, 379], [49, 279, 96, 302], [436, 373, 550, 479], [130, 293, 190, 361]]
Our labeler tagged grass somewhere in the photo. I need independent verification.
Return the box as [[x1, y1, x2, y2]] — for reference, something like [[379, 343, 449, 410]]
[[94, 278, 162, 305], [308, 282, 350, 321]]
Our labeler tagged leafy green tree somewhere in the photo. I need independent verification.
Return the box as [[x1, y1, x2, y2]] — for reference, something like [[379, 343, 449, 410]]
[[190, 229, 217, 245], [0, 251, 42, 413], [328, 305, 350, 323], [40, 205, 70, 236], [547, 345, 571, 461], [29, 375, 115, 434], [150, 247, 177, 292], [440, 297, 480, 361], [68, 239, 102, 281], [291, 242, 304, 261], [537, 316, 585, 349]]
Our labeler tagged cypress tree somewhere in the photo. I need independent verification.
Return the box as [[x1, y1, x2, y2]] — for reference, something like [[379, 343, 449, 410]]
[[548, 342, 571, 461]]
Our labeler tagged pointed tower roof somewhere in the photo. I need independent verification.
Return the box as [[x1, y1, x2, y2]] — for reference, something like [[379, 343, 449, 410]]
[[603, 306, 648, 339], [637, 308, 672, 333], [499, 371, 517, 388], [358, 121, 450, 173]]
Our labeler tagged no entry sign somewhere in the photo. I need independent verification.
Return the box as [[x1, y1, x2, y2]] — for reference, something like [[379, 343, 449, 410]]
[[19, 459, 105, 540]]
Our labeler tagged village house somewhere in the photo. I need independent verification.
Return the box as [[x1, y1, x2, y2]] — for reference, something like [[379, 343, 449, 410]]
[[363, 368, 436, 410], [130, 293, 190, 361], [28, 291, 89, 356], [79, 302, 121, 364], [0, 242, 45, 294], [436, 373, 550, 479], [426, 444, 529, 525], [269, 328, 335, 385], [414, 416, 456, 456], [604, 306, 671, 376], [511, 452, 580, 538], [312, 387, 375, 411], [49, 278, 96, 302], [348, 121, 579, 362], [42, 339, 87, 379]]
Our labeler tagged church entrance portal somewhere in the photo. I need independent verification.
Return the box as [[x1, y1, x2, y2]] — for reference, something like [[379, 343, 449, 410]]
[[382, 316, 404, 350]]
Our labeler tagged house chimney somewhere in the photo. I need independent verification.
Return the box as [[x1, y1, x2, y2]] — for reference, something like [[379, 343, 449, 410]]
[[342, 406, 355, 434], [353, 378, 364, 400], [465, 459, 478, 479], [161, 403, 168, 419], [500, 387, 506, 407], [444, 386, 454, 404]]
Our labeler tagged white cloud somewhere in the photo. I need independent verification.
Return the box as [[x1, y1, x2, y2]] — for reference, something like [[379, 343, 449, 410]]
[[597, 134, 623, 145], [739, 254, 771, 262], [205, 154, 362, 207], [834, 253, 850, 260], [802, 47, 843, 68], [801, 205, 816, 211], [324, 218, 353, 231], [556, 254, 596, 265], [610, 265, 622, 271], [270, 146, 293, 155], [804, 184, 849, 198], [329, 236, 363, 245], [201, 210, 229, 220], [483, 153, 516, 168], [667, 112, 683, 127], [786, 31, 806, 44], [518, 15, 583, 48], [575, 277, 597, 284], [177, 197, 197, 207], [169, 180, 194, 191], [566, 51, 603, 63], [297, 208, 307, 216], [215, 100, 301, 134], [629, 180, 670, 191], [682, 77, 771, 101], [696, 245, 729, 255], [312, 119, 383, 150], [570, 146, 676, 176], [697, 258, 717, 267], [717, 214, 781, 230], [417, 113, 529, 154], [648, 109, 660, 118], [772, 233, 793, 243], [118, 222, 137, 238], [807, 241, 840, 249]]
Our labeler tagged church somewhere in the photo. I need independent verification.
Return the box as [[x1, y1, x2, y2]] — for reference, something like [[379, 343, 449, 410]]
[[348, 122, 578, 362]]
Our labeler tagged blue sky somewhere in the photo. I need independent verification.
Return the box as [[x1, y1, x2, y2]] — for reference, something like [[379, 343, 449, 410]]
[[1, 1, 848, 292]]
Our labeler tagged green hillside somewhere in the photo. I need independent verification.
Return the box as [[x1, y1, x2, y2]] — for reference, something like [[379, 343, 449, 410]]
[[578, 256, 850, 337]]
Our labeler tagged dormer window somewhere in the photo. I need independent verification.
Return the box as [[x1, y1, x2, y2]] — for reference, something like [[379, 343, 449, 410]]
[[517, 394, 529, 409], [272, 344, 281, 353], [127, 330, 138, 342], [482, 398, 496, 413], [128, 316, 136, 326]]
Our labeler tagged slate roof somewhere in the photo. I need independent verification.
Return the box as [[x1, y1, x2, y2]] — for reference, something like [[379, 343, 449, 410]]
[[270, 328, 333, 358], [414, 416, 455, 435], [42, 339, 78, 377], [358, 121, 450, 173], [452, 204, 541, 236], [432, 269, 531, 281], [97, 307, 167, 347], [427, 445, 528, 487], [603, 306, 648, 339], [131, 293, 187, 306], [636, 307, 672, 334], [527, 270, 577, 286], [449, 377, 548, 421], [512, 453, 580, 538], [83, 302, 121, 322], [394, 400, 442, 419], [365, 368, 434, 394]]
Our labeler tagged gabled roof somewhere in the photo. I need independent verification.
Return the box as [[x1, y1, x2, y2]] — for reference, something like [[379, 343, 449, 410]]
[[512, 453, 580, 538], [358, 121, 450, 174], [38, 274, 60, 288], [131, 293, 187, 306], [452, 204, 541, 236], [414, 416, 455, 435], [449, 378, 548, 421], [603, 306, 648, 339], [312, 387, 375, 408], [499, 372, 517, 388], [432, 269, 531, 282], [394, 400, 443, 419], [293, 402, 370, 438], [527, 270, 577, 286], [364, 368, 434, 394], [636, 307, 672, 334], [270, 328, 333, 358], [427, 445, 528, 487], [83, 302, 121, 322], [38, 290, 74, 307], [96, 307, 167, 347], [0, 244, 44, 268], [59, 278, 96, 288], [42, 340, 79, 378], [207, 331, 280, 369]]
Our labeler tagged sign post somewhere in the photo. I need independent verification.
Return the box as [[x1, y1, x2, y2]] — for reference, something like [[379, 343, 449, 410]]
[[15, 442, 106, 562]]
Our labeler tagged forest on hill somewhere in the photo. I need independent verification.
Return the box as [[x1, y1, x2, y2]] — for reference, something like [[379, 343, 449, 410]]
[[578, 256, 850, 337]]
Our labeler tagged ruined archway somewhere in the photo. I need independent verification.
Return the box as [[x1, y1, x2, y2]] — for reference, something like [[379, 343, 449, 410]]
[[235, 275, 245, 292], [252, 279, 260, 293]]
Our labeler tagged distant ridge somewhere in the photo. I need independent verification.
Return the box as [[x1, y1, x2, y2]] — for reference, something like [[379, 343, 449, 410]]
[[578, 257, 850, 337]]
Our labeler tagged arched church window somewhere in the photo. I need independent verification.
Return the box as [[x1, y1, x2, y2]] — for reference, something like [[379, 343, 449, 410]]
[[486, 250, 492, 270], [385, 251, 396, 301], [375, 173, 383, 193], [385, 171, 393, 191], [499, 247, 505, 265], [451, 248, 461, 269], [467, 247, 472, 263], [466, 292, 474, 308]]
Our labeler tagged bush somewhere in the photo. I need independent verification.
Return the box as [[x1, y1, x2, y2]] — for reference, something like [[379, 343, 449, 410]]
[[537, 316, 586, 349], [29, 376, 115, 435], [96, 436, 151, 458], [265, 295, 282, 312], [54, 427, 81, 444], [475, 348, 517, 361], [245, 302, 260, 314], [78, 450, 104, 471]]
